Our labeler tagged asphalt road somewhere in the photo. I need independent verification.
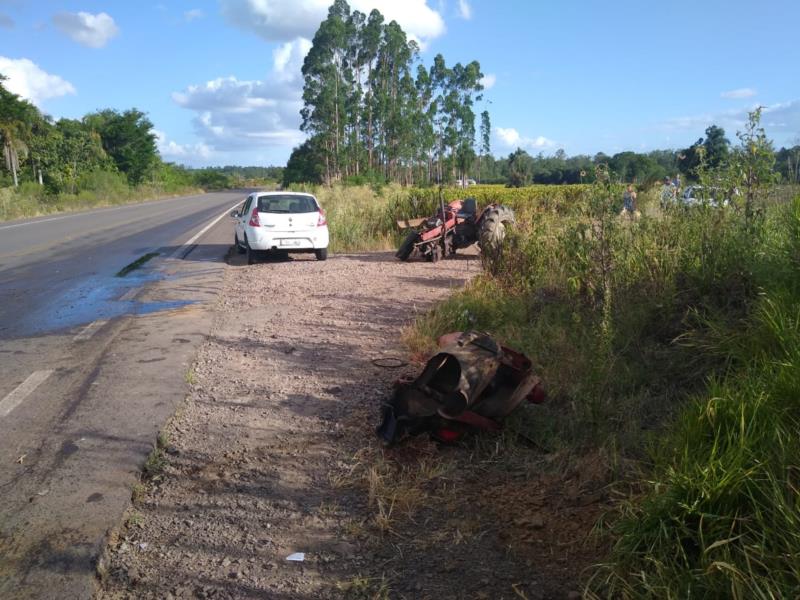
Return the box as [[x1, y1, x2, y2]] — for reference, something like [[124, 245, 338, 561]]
[[0, 191, 246, 339], [0, 191, 248, 599]]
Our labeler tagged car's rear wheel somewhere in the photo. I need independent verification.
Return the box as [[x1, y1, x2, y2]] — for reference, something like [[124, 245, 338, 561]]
[[246, 238, 256, 265], [315, 248, 328, 261], [235, 234, 246, 254]]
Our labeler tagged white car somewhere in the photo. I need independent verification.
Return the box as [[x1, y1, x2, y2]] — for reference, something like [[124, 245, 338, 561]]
[[680, 185, 731, 208], [231, 191, 330, 264]]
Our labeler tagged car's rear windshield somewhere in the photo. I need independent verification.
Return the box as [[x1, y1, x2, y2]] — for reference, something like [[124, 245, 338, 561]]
[[257, 195, 318, 213]]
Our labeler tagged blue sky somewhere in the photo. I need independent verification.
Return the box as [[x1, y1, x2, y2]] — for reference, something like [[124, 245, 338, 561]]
[[1, 0, 798, 167]]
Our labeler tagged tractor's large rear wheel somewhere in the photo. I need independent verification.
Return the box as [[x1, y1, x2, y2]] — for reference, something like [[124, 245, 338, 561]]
[[396, 231, 420, 261], [478, 205, 515, 251]]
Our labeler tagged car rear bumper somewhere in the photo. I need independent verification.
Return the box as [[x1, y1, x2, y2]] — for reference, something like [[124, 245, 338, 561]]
[[246, 227, 329, 251]]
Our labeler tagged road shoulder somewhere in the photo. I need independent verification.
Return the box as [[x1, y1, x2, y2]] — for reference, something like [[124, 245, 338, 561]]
[[0, 244, 229, 600], [99, 249, 602, 599]]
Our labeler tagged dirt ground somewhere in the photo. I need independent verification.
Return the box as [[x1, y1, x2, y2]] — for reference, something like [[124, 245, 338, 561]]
[[97, 249, 609, 600]]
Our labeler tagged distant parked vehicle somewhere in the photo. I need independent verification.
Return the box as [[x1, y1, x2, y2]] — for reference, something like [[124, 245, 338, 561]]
[[680, 185, 732, 207], [231, 192, 329, 264]]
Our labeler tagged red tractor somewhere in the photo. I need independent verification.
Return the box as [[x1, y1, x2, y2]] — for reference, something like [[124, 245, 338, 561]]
[[395, 198, 515, 262]]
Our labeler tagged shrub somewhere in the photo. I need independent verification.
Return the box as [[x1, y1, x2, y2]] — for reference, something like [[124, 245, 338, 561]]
[[78, 169, 131, 199]]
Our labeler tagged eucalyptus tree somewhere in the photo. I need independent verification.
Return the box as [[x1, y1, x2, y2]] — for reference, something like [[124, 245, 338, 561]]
[[301, 0, 350, 182], [478, 110, 491, 182], [297, 1, 486, 185]]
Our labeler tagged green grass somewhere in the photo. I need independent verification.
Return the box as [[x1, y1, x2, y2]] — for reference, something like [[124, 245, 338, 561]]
[[142, 432, 170, 481], [404, 179, 800, 596]]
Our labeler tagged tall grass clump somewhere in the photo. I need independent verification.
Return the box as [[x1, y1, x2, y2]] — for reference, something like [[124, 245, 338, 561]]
[[290, 183, 409, 253], [589, 195, 800, 598]]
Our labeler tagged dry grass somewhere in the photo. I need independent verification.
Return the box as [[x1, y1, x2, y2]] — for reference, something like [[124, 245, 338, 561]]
[[335, 440, 449, 534], [0, 184, 203, 223], [335, 575, 392, 599]]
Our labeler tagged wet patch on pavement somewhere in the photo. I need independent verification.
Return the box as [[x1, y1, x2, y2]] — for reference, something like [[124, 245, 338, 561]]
[[8, 271, 196, 338]]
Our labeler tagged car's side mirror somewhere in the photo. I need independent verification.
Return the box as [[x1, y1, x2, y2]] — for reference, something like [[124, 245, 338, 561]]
[[230, 210, 240, 218]]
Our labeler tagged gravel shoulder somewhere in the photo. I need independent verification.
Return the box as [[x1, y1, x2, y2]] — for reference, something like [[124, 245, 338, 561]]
[[98, 249, 604, 600]]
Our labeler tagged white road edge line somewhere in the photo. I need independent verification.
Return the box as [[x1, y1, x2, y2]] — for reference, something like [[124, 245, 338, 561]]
[[0, 193, 213, 232], [170, 201, 243, 259], [73, 319, 109, 342], [0, 214, 75, 231], [0, 370, 54, 418]]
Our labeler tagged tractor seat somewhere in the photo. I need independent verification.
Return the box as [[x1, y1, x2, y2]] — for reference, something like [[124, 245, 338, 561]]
[[457, 198, 477, 217]]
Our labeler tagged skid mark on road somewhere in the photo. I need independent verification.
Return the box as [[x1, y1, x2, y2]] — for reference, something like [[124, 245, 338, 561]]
[[0, 370, 53, 418]]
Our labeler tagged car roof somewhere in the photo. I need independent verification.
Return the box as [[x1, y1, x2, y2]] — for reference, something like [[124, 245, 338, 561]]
[[254, 191, 314, 197]]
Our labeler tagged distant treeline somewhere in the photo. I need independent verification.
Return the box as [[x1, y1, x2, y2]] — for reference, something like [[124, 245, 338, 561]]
[[1, 73, 168, 193], [435, 127, 799, 187], [190, 166, 283, 189]]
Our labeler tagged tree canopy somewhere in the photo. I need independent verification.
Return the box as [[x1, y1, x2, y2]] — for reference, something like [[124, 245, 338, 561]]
[[0, 75, 160, 192], [286, 0, 486, 186]]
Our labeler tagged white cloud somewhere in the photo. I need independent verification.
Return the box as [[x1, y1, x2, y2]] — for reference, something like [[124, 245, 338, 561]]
[[457, 0, 472, 19], [660, 100, 800, 147], [0, 56, 76, 106], [52, 11, 119, 48], [721, 87, 757, 99], [272, 37, 312, 83], [496, 127, 556, 150], [480, 73, 496, 90], [154, 129, 213, 161], [184, 8, 205, 21], [171, 38, 310, 152], [761, 100, 800, 136], [220, 0, 445, 45], [0, 13, 13, 28]]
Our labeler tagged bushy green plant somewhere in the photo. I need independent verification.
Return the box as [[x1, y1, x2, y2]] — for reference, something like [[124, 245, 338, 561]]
[[77, 169, 130, 198]]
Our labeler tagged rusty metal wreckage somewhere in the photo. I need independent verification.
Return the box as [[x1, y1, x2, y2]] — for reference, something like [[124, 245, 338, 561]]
[[377, 331, 546, 445], [395, 196, 516, 263]]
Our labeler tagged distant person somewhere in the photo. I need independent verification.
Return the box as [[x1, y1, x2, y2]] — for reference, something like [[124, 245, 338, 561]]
[[622, 184, 638, 217], [672, 174, 681, 193], [661, 177, 676, 208]]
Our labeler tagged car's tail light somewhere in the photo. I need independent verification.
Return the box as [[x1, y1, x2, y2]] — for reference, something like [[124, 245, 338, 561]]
[[248, 207, 260, 227], [317, 209, 327, 227]]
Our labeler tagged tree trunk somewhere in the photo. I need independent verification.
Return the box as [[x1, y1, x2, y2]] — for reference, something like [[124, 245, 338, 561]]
[[3, 140, 19, 187]]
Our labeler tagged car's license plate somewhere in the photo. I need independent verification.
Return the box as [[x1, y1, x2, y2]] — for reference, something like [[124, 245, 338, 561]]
[[279, 239, 301, 247]]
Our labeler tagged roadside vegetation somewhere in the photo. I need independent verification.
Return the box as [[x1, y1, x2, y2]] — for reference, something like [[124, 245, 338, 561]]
[[395, 109, 800, 597], [0, 75, 286, 222], [291, 182, 602, 254]]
